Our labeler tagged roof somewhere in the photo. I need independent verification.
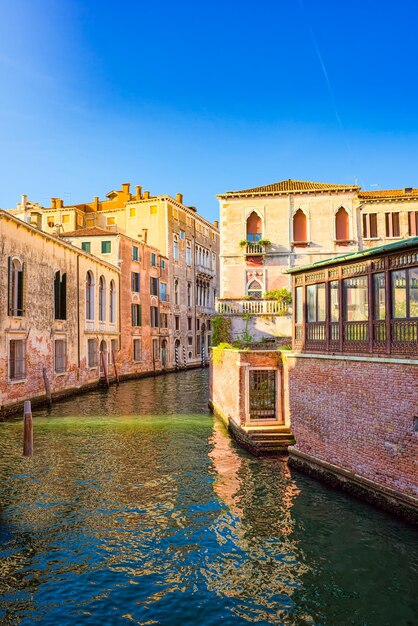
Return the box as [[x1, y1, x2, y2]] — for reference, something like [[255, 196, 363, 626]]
[[359, 188, 418, 200], [287, 236, 418, 274], [219, 179, 360, 197], [63, 227, 116, 237]]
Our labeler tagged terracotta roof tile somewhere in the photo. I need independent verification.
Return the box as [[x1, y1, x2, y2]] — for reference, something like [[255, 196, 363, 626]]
[[221, 179, 359, 196], [359, 188, 418, 200], [62, 227, 115, 237]]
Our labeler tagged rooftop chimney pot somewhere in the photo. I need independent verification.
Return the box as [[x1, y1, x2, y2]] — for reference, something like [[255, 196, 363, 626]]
[[135, 185, 142, 200], [176, 193, 183, 204], [143, 191, 150, 200]]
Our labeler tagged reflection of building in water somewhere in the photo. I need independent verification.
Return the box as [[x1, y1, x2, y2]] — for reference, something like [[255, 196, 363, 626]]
[[207, 416, 307, 620]]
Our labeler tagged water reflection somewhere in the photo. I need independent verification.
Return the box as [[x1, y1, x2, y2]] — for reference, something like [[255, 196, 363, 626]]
[[0, 370, 417, 626]]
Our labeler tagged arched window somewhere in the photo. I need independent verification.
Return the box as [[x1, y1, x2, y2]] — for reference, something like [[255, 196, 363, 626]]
[[293, 209, 307, 244], [186, 241, 191, 265], [335, 207, 350, 241], [173, 235, 179, 261], [86, 271, 94, 320], [8, 257, 25, 316], [54, 271, 67, 320], [174, 278, 179, 305], [246, 211, 262, 242], [98, 276, 106, 322], [247, 279, 263, 299], [109, 280, 116, 323], [187, 282, 192, 307]]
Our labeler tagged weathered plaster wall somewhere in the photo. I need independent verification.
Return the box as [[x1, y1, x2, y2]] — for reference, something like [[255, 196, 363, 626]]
[[229, 314, 292, 343]]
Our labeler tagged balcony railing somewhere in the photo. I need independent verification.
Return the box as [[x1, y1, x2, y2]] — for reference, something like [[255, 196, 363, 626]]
[[244, 243, 265, 255], [216, 299, 289, 316], [195, 263, 215, 277]]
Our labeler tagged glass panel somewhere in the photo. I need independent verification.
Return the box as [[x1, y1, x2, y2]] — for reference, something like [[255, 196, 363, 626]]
[[373, 273, 386, 320], [391, 270, 407, 319], [343, 276, 368, 321], [330, 281, 339, 322], [410, 268, 418, 318], [295, 286, 303, 324], [307, 285, 316, 322], [317, 283, 326, 322]]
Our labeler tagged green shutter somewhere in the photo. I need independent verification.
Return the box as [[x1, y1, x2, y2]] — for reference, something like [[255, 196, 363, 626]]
[[139, 304, 142, 326], [18, 262, 25, 316], [54, 272, 60, 319], [60, 273, 67, 320], [7, 257, 12, 315]]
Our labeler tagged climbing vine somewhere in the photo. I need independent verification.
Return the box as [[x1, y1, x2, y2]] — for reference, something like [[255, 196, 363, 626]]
[[211, 315, 232, 346]]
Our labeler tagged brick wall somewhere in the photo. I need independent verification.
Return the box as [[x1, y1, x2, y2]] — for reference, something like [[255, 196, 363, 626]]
[[284, 354, 418, 498]]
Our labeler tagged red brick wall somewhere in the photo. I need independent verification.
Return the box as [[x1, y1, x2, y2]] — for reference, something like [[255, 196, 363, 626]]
[[285, 355, 418, 498]]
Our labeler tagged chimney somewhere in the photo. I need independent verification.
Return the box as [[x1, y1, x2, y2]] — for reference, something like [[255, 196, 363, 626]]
[[214, 220, 219, 229], [21, 194, 27, 209], [51, 198, 56, 209], [56, 198, 63, 209], [122, 182, 130, 196], [93, 196, 99, 210], [135, 185, 142, 200], [176, 193, 183, 204], [142, 228, 148, 243], [405, 187, 413, 194], [143, 191, 150, 199]]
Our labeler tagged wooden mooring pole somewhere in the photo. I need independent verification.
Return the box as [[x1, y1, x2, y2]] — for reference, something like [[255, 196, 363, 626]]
[[100, 351, 110, 388], [42, 367, 52, 406], [23, 400, 33, 457]]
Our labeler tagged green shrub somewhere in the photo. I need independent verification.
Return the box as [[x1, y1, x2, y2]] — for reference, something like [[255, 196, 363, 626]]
[[211, 316, 232, 346]]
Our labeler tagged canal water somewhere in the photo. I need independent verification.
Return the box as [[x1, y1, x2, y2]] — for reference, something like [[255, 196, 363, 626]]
[[0, 370, 417, 626]]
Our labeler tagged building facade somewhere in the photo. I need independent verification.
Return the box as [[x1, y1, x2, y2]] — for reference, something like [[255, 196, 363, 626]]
[[0, 211, 120, 416], [12, 183, 220, 367]]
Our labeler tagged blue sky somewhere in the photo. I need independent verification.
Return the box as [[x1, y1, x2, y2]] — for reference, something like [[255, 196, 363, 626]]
[[1, 0, 418, 222]]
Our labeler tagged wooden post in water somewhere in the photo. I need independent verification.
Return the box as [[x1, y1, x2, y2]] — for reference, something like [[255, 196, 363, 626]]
[[111, 349, 119, 386], [100, 350, 110, 388], [23, 400, 33, 457], [42, 367, 52, 406]]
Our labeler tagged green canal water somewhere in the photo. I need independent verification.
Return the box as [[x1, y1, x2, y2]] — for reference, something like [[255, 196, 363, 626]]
[[0, 369, 417, 626]]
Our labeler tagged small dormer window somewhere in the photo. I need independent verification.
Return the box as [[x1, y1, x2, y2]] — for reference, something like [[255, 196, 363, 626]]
[[405, 187, 413, 194]]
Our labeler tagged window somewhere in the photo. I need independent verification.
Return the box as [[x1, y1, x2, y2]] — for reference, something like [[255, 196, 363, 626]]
[[187, 282, 192, 307], [161, 259, 166, 269], [186, 241, 191, 265], [150, 205, 158, 215], [47, 216, 55, 227], [196, 318, 200, 331], [86, 218, 95, 227], [62, 214, 70, 224], [247, 279, 262, 299], [335, 207, 350, 241], [173, 235, 179, 261], [187, 317, 192, 331], [385, 212, 400, 238], [9, 339, 26, 380], [152, 338, 159, 360], [188, 335, 193, 346], [408, 211, 418, 236], [174, 279, 179, 305], [330, 281, 339, 322], [132, 245, 139, 261], [151, 253, 157, 267], [295, 286, 303, 324], [160, 282, 167, 301], [246, 211, 262, 242], [150, 277, 159, 296], [106, 217, 116, 226], [373, 273, 386, 320], [391, 268, 418, 319], [362, 213, 378, 238], [109, 280, 116, 323], [129, 207, 136, 218], [131, 272, 140, 292], [150, 306, 159, 327], [98, 276, 106, 321], [175, 315, 180, 330], [82, 242, 91, 253], [160, 313, 168, 328], [54, 271, 67, 320], [77, 215, 84, 226], [132, 303, 142, 326], [54, 339, 66, 373], [101, 241, 111, 254], [179, 229, 185, 240], [86, 271, 94, 320], [343, 276, 369, 321], [8, 258, 25, 316], [88, 338, 97, 367], [133, 338, 142, 362], [293, 209, 307, 244], [307, 283, 326, 322]]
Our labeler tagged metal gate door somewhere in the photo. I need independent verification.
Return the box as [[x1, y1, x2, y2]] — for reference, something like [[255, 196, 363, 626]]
[[249, 370, 276, 420]]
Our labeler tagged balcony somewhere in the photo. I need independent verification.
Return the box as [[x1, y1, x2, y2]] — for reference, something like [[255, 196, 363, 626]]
[[216, 298, 289, 316], [244, 243, 265, 255], [195, 263, 215, 278]]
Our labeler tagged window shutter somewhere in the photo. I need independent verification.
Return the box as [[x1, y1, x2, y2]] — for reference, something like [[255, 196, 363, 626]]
[[139, 304, 142, 326], [54, 272, 60, 319], [7, 257, 12, 315], [18, 262, 25, 316], [60, 273, 67, 320]]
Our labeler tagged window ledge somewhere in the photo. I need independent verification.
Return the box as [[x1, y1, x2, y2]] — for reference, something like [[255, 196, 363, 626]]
[[334, 239, 354, 245], [55, 371, 67, 377], [385, 236, 403, 240], [363, 237, 380, 241], [292, 241, 310, 247], [8, 378, 27, 384]]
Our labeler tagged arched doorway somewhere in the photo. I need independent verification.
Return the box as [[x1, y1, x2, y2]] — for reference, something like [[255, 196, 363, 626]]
[[99, 340, 107, 375]]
